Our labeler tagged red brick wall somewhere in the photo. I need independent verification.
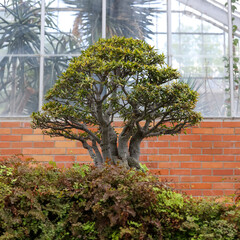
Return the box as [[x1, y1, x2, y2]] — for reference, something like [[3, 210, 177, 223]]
[[1, 120, 240, 196]]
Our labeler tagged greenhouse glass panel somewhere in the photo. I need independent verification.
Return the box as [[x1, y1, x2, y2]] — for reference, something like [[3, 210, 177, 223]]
[[46, 0, 103, 48], [232, 32, 240, 116], [45, 0, 69, 8], [106, 0, 166, 41], [147, 1, 167, 55], [44, 10, 88, 54], [0, 0, 41, 54], [172, 34, 225, 78], [172, 0, 228, 117], [43, 56, 72, 95], [179, 77, 230, 117], [0, 57, 40, 116], [0, 0, 238, 118], [150, 34, 167, 56]]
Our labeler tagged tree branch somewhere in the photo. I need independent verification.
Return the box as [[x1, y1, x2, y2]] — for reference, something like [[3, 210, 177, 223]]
[[91, 140, 103, 165], [66, 117, 101, 144], [146, 122, 188, 137], [118, 124, 133, 160]]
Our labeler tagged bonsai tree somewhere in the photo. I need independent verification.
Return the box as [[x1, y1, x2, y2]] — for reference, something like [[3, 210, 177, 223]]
[[31, 36, 202, 169]]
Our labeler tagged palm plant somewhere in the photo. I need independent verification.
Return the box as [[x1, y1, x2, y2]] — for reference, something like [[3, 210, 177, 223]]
[[0, 0, 41, 115], [0, 0, 81, 116], [64, 0, 159, 45]]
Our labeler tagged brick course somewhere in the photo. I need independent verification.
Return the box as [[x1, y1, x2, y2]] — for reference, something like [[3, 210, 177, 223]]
[[1, 120, 240, 196]]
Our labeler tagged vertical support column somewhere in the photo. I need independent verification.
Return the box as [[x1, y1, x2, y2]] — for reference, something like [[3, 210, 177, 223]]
[[39, 0, 45, 110], [167, 0, 172, 66], [228, 0, 234, 117], [102, 0, 107, 38]]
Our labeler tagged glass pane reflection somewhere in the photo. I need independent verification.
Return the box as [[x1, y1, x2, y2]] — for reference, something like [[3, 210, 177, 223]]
[[0, 0, 41, 54], [44, 56, 72, 95], [45, 11, 85, 54], [180, 78, 229, 117], [0, 57, 39, 116], [52, 0, 102, 46], [107, 0, 166, 40]]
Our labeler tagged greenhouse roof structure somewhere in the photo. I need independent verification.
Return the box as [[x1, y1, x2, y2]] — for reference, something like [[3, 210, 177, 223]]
[[0, 0, 239, 118]]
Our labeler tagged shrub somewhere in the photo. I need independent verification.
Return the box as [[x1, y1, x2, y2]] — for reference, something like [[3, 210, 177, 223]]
[[0, 156, 170, 239], [171, 197, 240, 240], [0, 155, 240, 240]]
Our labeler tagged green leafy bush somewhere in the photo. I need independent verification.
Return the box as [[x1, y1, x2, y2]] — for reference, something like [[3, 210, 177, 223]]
[[0, 155, 240, 240], [169, 197, 240, 240], [0, 156, 167, 239]]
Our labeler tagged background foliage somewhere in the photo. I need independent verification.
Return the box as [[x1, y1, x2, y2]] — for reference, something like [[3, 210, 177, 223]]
[[0, 155, 240, 239], [63, 0, 157, 45]]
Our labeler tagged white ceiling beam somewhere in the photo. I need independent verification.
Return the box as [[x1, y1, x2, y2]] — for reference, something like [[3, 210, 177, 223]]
[[177, 0, 240, 31]]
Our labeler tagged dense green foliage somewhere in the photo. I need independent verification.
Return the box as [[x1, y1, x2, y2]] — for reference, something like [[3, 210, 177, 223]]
[[0, 156, 240, 239]]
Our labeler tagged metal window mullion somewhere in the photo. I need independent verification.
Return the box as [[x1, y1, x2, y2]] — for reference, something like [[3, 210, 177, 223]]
[[167, 0, 172, 66], [39, 0, 45, 111], [102, 0, 106, 38], [228, 0, 234, 117]]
